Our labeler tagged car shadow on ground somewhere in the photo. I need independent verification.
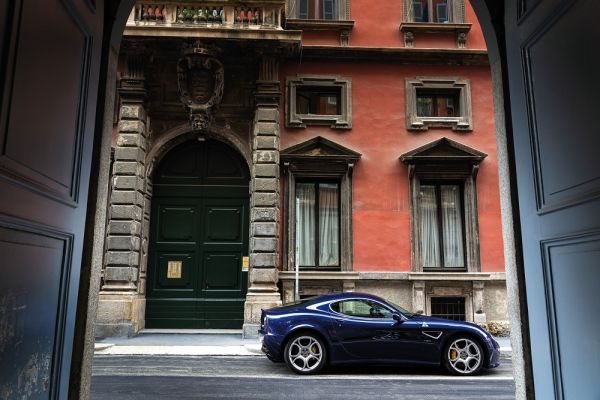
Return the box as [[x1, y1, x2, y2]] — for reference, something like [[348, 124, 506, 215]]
[[266, 355, 513, 378]]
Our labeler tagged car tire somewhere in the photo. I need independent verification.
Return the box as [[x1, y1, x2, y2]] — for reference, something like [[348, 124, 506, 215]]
[[284, 332, 327, 375], [443, 336, 484, 376]]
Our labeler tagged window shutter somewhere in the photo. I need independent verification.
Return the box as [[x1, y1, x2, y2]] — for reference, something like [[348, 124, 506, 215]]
[[322, 0, 336, 20], [299, 0, 309, 19]]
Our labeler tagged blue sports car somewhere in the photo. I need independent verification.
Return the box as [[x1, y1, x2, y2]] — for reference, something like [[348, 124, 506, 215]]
[[259, 292, 500, 375]]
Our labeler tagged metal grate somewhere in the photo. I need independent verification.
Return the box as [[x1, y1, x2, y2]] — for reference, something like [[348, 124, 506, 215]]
[[430, 297, 466, 321]]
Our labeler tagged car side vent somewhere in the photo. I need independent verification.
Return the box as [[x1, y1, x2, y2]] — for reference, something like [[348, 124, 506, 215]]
[[422, 331, 443, 340]]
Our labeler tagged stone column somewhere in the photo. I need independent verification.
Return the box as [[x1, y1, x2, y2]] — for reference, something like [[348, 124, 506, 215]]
[[473, 281, 486, 323], [343, 281, 356, 292], [243, 53, 283, 338], [412, 281, 426, 315], [96, 54, 148, 338]]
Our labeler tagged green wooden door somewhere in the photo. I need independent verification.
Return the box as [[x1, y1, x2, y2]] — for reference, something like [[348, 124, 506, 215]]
[[146, 140, 249, 329]]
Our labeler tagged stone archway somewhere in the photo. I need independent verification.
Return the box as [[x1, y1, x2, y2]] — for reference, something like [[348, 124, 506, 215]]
[[145, 123, 252, 178]]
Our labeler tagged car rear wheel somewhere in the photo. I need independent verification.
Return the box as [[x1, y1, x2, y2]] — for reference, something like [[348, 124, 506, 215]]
[[284, 333, 326, 375], [443, 337, 484, 376]]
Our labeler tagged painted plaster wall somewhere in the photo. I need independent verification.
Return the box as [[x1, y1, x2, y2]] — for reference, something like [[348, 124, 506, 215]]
[[279, 61, 504, 273], [483, 281, 509, 322], [299, 0, 488, 50]]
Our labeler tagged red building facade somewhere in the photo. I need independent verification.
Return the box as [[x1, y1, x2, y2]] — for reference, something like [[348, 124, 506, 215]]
[[276, 0, 506, 328], [96, 0, 507, 338]]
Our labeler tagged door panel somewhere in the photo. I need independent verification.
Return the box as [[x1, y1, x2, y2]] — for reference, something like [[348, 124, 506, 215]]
[[334, 318, 434, 363], [147, 140, 250, 329], [156, 253, 195, 291], [504, 0, 600, 398], [147, 196, 248, 328], [203, 253, 241, 290], [206, 207, 242, 241], [334, 317, 399, 359], [201, 199, 248, 300], [0, 0, 104, 397], [159, 206, 196, 241]]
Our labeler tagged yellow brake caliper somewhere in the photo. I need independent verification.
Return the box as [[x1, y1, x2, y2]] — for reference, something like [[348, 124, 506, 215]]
[[450, 349, 458, 361]]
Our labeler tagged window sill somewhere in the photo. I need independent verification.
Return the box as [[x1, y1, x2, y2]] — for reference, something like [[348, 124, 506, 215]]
[[279, 271, 359, 280], [287, 113, 352, 129], [399, 22, 472, 48], [407, 116, 472, 132], [399, 22, 472, 33], [421, 268, 468, 272], [409, 272, 494, 281], [285, 19, 354, 45], [286, 18, 355, 31]]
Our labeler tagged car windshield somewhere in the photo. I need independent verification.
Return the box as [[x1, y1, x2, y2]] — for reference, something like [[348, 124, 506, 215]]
[[386, 300, 417, 318]]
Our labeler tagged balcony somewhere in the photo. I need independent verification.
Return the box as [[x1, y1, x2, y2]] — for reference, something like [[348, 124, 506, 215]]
[[125, 1, 300, 42]]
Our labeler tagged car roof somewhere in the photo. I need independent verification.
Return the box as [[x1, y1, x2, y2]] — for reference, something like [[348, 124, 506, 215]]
[[313, 292, 388, 303]]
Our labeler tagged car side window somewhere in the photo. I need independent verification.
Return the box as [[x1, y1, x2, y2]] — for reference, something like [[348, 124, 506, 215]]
[[331, 299, 394, 319]]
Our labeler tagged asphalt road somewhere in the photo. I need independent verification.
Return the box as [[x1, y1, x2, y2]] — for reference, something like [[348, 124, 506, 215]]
[[91, 355, 515, 400]]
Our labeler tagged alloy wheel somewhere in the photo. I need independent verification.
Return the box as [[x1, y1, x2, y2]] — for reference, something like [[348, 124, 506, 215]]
[[286, 335, 324, 373], [446, 338, 482, 375]]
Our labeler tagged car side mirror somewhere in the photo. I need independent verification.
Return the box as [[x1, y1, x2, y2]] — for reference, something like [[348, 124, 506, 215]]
[[392, 313, 404, 324]]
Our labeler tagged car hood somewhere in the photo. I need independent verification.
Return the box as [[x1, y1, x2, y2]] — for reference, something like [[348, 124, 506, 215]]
[[409, 314, 483, 329]]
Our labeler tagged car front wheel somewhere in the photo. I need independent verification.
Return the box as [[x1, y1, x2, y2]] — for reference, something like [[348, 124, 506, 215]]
[[443, 337, 484, 375], [284, 333, 326, 375]]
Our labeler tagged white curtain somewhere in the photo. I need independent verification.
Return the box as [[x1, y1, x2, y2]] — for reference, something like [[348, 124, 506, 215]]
[[419, 185, 440, 268], [295, 183, 316, 266], [441, 185, 465, 267], [318, 183, 339, 266]]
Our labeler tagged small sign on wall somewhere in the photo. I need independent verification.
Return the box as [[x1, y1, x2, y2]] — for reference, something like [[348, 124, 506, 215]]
[[167, 261, 182, 279], [242, 256, 249, 271]]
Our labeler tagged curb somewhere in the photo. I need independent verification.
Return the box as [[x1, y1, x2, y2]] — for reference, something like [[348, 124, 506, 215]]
[[94, 345, 263, 357]]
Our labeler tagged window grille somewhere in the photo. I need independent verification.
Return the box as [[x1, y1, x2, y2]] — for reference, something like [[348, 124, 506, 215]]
[[430, 297, 466, 321]]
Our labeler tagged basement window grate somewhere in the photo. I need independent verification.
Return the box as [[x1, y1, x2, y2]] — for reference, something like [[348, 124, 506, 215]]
[[430, 297, 466, 321]]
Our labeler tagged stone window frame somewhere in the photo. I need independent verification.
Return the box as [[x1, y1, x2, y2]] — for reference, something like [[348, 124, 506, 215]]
[[403, 0, 466, 24], [285, 0, 355, 45], [426, 287, 474, 322], [286, 75, 352, 129], [400, 137, 486, 273], [406, 77, 472, 131], [281, 137, 361, 272], [287, 0, 350, 21]]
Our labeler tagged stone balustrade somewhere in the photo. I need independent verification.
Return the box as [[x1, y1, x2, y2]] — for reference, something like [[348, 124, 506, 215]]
[[129, 2, 284, 29]]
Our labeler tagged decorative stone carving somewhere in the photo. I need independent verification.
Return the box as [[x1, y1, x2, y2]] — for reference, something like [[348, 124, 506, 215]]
[[177, 41, 224, 131], [457, 32, 468, 49], [404, 31, 414, 48]]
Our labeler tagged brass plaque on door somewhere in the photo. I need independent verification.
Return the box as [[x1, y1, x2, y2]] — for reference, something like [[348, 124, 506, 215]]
[[167, 261, 182, 279], [242, 256, 249, 271]]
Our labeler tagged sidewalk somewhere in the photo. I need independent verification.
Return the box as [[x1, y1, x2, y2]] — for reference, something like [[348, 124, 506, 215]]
[[95, 329, 263, 356], [95, 330, 512, 357]]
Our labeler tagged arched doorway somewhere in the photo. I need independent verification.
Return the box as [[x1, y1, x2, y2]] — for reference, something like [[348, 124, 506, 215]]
[[146, 139, 250, 329]]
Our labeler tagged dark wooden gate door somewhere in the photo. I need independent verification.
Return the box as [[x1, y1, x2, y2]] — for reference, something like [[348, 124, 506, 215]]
[[0, 0, 105, 397], [146, 140, 249, 329], [504, 0, 600, 398]]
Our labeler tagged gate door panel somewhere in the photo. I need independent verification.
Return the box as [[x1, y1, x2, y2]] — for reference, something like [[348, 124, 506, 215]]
[[146, 140, 249, 329]]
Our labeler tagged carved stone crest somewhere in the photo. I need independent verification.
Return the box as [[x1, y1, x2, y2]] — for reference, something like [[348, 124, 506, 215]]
[[177, 41, 224, 131]]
